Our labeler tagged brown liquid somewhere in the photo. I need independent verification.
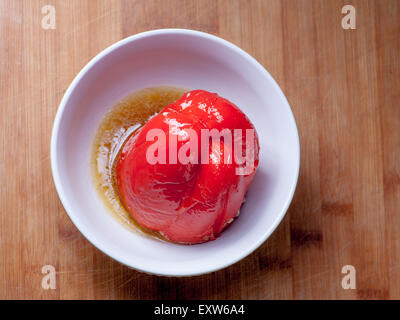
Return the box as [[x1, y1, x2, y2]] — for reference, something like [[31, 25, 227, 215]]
[[91, 86, 187, 240]]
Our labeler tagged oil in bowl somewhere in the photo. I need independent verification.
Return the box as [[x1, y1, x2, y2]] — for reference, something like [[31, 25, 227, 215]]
[[91, 86, 187, 240]]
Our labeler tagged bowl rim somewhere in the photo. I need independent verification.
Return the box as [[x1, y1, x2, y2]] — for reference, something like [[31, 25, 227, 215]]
[[50, 28, 300, 277]]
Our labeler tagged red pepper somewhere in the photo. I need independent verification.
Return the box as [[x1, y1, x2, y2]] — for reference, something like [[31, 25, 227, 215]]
[[116, 90, 260, 244]]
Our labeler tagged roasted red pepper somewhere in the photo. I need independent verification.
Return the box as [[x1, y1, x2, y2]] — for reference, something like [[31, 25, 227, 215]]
[[116, 90, 259, 244]]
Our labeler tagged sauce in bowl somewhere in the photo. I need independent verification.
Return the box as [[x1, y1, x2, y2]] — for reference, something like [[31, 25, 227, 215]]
[[91, 86, 187, 240]]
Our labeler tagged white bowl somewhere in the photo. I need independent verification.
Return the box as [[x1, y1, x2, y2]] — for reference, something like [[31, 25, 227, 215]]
[[51, 29, 300, 276]]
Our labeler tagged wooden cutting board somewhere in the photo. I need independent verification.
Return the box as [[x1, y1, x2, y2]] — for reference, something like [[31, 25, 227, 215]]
[[0, 0, 399, 299]]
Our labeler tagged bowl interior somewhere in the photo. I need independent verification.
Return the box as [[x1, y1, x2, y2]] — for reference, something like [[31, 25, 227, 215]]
[[52, 30, 299, 276]]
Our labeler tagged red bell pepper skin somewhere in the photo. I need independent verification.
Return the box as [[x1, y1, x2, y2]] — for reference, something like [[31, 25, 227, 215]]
[[116, 90, 259, 244]]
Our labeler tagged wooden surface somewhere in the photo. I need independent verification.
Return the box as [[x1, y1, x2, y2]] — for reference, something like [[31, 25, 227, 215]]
[[0, 0, 399, 299]]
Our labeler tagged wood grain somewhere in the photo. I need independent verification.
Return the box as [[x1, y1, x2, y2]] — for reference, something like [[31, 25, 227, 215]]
[[0, 0, 399, 299]]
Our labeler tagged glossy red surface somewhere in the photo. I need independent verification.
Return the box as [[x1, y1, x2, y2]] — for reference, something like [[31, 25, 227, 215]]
[[116, 90, 259, 244]]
